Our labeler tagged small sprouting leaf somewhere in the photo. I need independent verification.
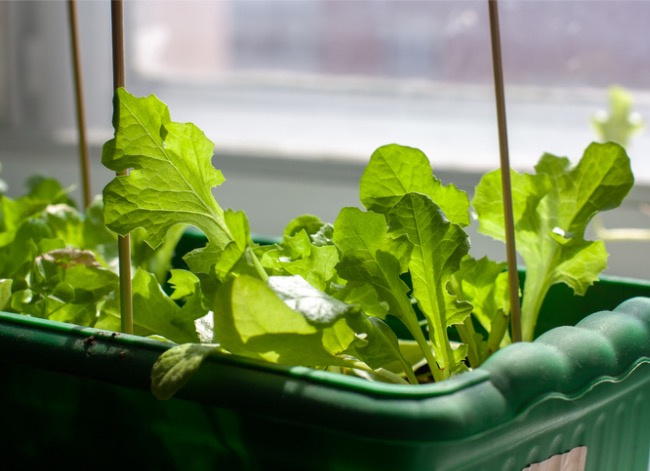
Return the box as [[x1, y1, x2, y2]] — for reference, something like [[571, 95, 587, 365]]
[[168, 269, 201, 300], [283, 214, 325, 238], [167, 269, 209, 322], [262, 219, 340, 291], [310, 223, 334, 247], [592, 85, 644, 147], [282, 245, 340, 292]]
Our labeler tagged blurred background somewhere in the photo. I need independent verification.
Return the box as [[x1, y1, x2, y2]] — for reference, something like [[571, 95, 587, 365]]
[[0, 0, 648, 276]]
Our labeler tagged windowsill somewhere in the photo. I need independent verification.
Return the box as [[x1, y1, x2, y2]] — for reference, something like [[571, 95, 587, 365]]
[[121, 78, 650, 185]]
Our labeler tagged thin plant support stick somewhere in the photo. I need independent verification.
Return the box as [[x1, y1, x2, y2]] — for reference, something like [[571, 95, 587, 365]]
[[111, 0, 133, 335], [488, 0, 522, 343], [67, 0, 92, 209]]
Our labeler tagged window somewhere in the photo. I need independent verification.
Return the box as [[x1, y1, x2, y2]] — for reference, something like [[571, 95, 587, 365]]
[[0, 0, 648, 277], [126, 1, 650, 180]]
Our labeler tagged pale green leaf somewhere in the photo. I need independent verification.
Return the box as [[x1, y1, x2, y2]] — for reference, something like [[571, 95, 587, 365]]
[[592, 85, 644, 147], [127, 269, 199, 343], [213, 275, 350, 366], [0, 279, 12, 310], [267, 275, 357, 326], [282, 245, 339, 292], [333, 207, 413, 320], [339, 284, 389, 319], [282, 214, 325, 238], [102, 88, 232, 251], [168, 269, 201, 300], [387, 192, 472, 374], [360, 144, 470, 226], [454, 256, 509, 333]]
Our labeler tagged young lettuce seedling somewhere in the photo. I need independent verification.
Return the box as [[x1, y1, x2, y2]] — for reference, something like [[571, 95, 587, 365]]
[[473, 143, 634, 341]]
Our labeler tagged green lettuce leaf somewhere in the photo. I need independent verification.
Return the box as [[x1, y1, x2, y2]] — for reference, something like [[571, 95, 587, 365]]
[[102, 88, 233, 252], [333, 207, 413, 321], [387, 193, 472, 378], [0, 177, 74, 247], [211, 274, 413, 383], [131, 224, 187, 284], [261, 215, 340, 291], [97, 268, 199, 343], [213, 275, 351, 366], [452, 256, 510, 365], [333, 207, 442, 380], [282, 214, 326, 238], [359, 144, 470, 226], [454, 257, 509, 336], [8, 248, 118, 326]]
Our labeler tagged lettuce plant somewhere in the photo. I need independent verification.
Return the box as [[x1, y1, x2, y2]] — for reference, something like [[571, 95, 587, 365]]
[[96, 89, 634, 396], [0, 171, 193, 341], [2, 88, 634, 398]]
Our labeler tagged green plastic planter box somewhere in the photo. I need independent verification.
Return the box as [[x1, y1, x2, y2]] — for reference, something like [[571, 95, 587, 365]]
[[1, 232, 649, 470]]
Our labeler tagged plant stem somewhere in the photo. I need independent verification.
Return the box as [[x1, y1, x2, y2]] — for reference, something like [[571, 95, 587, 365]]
[[456, 318, 481, 368], [399, 302, 445, 382], [486, 311, 510, 355], [395, 353, 419, 385], [449, 275, 481, 368], [427, 294, 455, 380], [520, 267, 553, 342], [347, 360, 409, 385], [248, 247, 268, 282]]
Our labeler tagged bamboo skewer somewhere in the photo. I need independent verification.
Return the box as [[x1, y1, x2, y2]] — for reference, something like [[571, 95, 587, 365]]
[[488, 0, 522, 343], [67, 0, 92, 209], [111, 0, 133, 335]]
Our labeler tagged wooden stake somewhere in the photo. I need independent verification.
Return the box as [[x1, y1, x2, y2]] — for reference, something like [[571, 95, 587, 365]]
[[488, 0, 522, 343], [67, 0, 92, 209], [111, 0, 133, 335]]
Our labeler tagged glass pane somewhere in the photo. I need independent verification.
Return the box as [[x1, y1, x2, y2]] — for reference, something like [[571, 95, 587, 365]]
[[129, 0, 650, 183]]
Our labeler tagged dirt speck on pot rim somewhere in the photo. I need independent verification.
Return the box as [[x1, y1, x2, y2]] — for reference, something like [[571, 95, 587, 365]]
[[83, 335, 96, 356]]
